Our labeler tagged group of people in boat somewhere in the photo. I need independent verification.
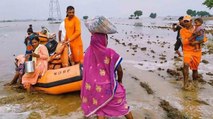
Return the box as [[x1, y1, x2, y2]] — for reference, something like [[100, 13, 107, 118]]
[[8, 6, 84, 90], [6, 5, 134, 119]]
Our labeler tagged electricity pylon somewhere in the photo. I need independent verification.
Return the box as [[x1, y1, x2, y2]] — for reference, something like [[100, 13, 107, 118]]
[[48, 0, 61, 21]]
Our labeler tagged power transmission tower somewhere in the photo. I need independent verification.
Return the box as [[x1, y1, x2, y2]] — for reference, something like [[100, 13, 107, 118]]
[[48, 0, 61, 21]]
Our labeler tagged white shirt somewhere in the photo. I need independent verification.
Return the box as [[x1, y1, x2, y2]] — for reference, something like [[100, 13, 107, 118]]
[[59, 21, 66, 41]]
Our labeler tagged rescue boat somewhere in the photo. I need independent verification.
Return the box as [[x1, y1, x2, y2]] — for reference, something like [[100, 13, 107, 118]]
[[34, 64, 82, 94]]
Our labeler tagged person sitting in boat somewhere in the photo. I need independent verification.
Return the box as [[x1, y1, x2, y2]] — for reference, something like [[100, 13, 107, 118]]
[[22, 36, 49, 92], [24, 34, 37, 61], [41, 26, 50, 35], [27, 24, 34, 35], [4, 54, 25, 86], [6, 34, 36, 86], [34, 26, 50, 45]]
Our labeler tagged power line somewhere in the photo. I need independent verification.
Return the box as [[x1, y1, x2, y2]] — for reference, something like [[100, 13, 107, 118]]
[[48, 0, 61, 21]]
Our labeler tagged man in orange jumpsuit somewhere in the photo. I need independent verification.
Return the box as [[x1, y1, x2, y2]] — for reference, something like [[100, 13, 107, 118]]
[[62, 6, 83, 65], [180, 15, 207, 89]]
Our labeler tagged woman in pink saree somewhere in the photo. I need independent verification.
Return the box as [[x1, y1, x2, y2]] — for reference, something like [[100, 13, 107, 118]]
[[22, 36, 49, 92], [81, 33, 133, 119]]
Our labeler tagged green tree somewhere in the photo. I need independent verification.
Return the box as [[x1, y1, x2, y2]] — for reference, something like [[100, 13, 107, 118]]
[[134, 10, 143, 18], [197, 11, 211, 17], [203, 0, 213, 9], [149, 13, 157, 19], [83, 16, 89, 20], [186, 9, 197, 17]]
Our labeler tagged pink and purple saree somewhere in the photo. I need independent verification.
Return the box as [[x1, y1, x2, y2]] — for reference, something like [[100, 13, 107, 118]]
[[81, 33, 129, 117]]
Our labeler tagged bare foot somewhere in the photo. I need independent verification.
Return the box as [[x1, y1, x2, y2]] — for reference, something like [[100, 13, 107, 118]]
[[192, 80, 199, 88], [4, 82, 16, 86], [183, 82, 196, 91], [4, 83, 11, 86], [12, 84, 24, 89], [183, 81, 190, 90]]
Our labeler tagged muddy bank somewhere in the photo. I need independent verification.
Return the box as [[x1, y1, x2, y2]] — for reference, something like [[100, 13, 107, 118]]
[[159, 100, 188, 119], [0, 86, 82, 118], [0, 18, 213, 118], [109, 22, 213, 118]]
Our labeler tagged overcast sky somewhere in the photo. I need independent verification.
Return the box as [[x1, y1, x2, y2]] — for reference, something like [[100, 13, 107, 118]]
[[0, 0, 212, 20]]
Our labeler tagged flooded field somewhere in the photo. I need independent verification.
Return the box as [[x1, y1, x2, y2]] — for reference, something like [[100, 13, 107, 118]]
[[0, 17, 213, 119]]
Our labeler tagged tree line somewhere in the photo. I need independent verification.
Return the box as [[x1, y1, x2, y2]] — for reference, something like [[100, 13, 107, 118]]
[[187, 9, 211, 17], [82, 1, 212, 20], [128, 1, 213, 19], [129, 10, 157, 19], [187, 0, 213, 17]]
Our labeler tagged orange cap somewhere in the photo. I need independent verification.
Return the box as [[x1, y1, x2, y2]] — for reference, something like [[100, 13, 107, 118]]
[[183, 15, 192, 21]]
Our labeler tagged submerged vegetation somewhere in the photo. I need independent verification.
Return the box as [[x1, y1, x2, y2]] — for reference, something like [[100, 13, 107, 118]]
[[159, 100, 188, 119], [139, 82, 154, 94]]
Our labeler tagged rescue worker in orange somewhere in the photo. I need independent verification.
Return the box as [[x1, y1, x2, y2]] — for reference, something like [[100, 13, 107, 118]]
[[62, 6, 83, 66], [180, 15, 207, 89]]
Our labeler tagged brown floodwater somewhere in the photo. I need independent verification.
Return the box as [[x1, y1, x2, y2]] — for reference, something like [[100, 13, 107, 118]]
[[0, 18, 213, 119]]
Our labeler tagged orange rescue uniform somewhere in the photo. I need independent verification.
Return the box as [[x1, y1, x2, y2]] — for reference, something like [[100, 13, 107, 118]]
[[180, 27, 207, 70], [64, 16, 83, 63]]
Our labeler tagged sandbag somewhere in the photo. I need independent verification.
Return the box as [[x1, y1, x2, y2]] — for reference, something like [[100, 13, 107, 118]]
[[55, 42, 66, 55], [51, 59, 62, 64], [49, 54, 61, 62], [85, 16, 117, 34]]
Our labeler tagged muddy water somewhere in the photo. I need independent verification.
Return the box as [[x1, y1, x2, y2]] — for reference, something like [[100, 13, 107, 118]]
[[0, 18, 213, 119], [108, 18, 213, 119], [0, 21, 88, 119]]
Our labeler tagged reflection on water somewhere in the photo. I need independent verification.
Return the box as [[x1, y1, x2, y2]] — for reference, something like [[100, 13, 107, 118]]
[[0, 88, 82, 118], [179, 89, 201, 119]]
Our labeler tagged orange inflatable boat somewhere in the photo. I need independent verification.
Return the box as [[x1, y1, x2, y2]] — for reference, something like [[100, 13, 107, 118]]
[[34, 64, 82, 94]]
